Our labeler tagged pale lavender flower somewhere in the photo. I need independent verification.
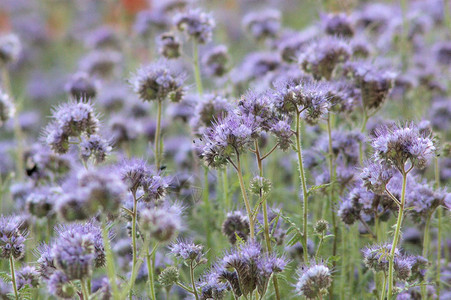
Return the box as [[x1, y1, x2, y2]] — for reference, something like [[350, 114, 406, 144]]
[[221, 211, 250, 245], [48, 271, 75, 299], [202, 45, 229, 77], [16, 265, 40, 290], [242, 9, 281, 41], [299, 36, 351, 80], [173, 8, 215, 44], [372, 122, 435, 171], [134, 10, 169, 38], [157, 32, 181, 59], [131, 60, 186, 102], [65, 71, 99, 99], [170, 240, 204, 263], [80, 134, 112, 164], [138, 202, 182, 242], [0, 216, 26, 260], [295, 263, 332, 299], [190, 93, 232, 135], [79, 50, 122, 78], [321, 13, 354, 37], [361, 160, 394, 195]]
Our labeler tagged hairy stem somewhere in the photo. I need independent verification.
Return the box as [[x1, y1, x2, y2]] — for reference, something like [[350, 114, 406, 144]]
[[101, 219, 119, 300], [190, 261, 199, 300], [387, 170, 408, 299], [435, 156, 442, 298], [235, 152, 255, 239], [192, 42, 203, 95], [154, 100, 162, 170], [295, 111, 309, 262], [254, 140, 281, 300], [129, 191, 138, 299], [9, 256, 18, 300]]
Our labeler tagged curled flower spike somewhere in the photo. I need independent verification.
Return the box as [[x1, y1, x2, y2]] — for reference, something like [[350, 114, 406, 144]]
[[0, 216, 27, 260], [295, 263, 332, 299], [242, 9, 281, 41], [173, 8, 215, 44], [372, 122, 436, 172], [221, 211, 250, 245], [361, 160, 394, 195], [131, 60, 186, 103]]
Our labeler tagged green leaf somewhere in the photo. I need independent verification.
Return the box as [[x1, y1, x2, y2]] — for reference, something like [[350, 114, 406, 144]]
[[307, 182, 332, 195], [0, 272, 11, 283]]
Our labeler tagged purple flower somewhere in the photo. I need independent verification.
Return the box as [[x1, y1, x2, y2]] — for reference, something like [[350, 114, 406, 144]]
[[65, 71, 99, 99], [80, 134, 112, 164], [321, 13, 354, 37], [242, 9, 281, 41], [79, 49, 122, 78], [16, 265, 40, 290], [131, 60, 186, 102], [157, 32, 181, 59], [299, 36, 351, 80], [48, 271, 75, 299], [372, 122, 435, 171], [202, 45, 229, 77], [221, 211, 250, 245], [295, 263, 332, 299], [173, 8, 215, 44], [361, 160, 394, 195], [133, 10, 169, 38], [0, 215, 27, 260], [170, 240, 204, 262], [138, 202, 182, 242], [190, 93, 232, 135]]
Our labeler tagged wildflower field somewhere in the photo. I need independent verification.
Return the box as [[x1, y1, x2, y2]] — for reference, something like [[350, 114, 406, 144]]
[[0, 0, 450, 299]]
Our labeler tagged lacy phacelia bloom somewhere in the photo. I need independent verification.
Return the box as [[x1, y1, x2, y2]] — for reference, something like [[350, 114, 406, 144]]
[[26, 187, 60, 218], [173, 8, 215, 44], [16, 266, 40, 290], [131, 60, 185, 102], [0, 89, 15, 127], [0, 33, 21, 66], [242, 9, 281, 41], [299, 36, 351, 80], [272, 79, 330, 122], [157, 32, 181, 59], [202, 45, 229, 77], [295, 263, 332, 299], [361, 160, 394, 194], [221, 211, 250, 245], [200, 112, 257, 169], [79, 50, 122, 78], [48, 271, 75, 299], [138, 203, 182, 242], [0, 216, 26, 260], [191, 94, 232, 134], [372, 123, 436, 171], [215, 240, 286, 298], [44, 100, 100, 154], [321, 13, 354, 37], [65, 72, 98, 99], [406, 181, 448, 221], [170, 240, 204, 263], [345, 61, 394, 112], [80, 134, 112, 164]]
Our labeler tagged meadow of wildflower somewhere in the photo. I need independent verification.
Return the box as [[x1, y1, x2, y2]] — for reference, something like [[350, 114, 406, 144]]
[[0, 0, 450, 299]]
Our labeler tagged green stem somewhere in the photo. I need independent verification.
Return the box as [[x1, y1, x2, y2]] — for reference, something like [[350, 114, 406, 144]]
[[359, 108, 368, 165], [254, 141, 281, 300], [129, 192, 138, 299], [101, 219, 119, 300], [223, 168, 230, 210], [435, 156, 442, 298], [380, 272, 388, 300], [295, 111, 309, 262], [9, 256, 18, 300], [146, 244, 158, 300], [192, 42, 203, 95], [235, 153, 255, 239], [190, 261, 199, 300], [154, 100, 162, 170], [203, 166, 212, 259], [421, 214, 432, 299], [315, 233, 324, 260], [326, 115, 338, 262], [81, 279, 90, 300], [387, 171, 408, 299]]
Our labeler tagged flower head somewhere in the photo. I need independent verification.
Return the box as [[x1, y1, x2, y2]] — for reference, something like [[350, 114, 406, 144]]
[[173, 8, 215, 44], [0, 33, 21, 66], [295, 263, 332, 299], [243, 9, 281, 41], [131, 60, 186, 102], [0, 216, 27, 260], [0, 89, 15, 127]]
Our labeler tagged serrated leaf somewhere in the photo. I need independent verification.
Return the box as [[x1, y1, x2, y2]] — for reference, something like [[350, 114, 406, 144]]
[[307, 182, 332, 195], [0, 272, 11, 283]]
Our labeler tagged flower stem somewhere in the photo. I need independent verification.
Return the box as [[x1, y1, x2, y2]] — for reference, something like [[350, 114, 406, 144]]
[[9, 256, 18, 300], [387, 170, 408, 299], [190, 261, 199, 300], [235, 152, 255, 239], [146, 244, 158, 300], [154, 100, 162, 170], [129, 191, 138, 299], [295, 111, 309, 262], [421, 213, 432, 299], [192, 42, 203, 95], [254, 140, 281, 300], [101, 219, 119, 300], [435, 156, 442, 298], [203, 166, 213, 259], [326, 115, 338, 262], [223, 168, 230, 209], [81, 279, 90, 300]]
